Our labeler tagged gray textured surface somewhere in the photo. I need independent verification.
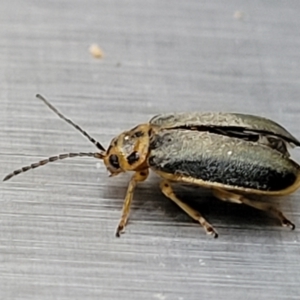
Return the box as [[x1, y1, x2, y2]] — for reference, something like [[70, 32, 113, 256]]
[[1, 1, 300, 299]]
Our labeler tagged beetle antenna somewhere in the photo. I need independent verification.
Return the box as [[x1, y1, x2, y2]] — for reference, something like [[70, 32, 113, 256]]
[[3, 152, 104, 181], [36, 94, 106, 152]]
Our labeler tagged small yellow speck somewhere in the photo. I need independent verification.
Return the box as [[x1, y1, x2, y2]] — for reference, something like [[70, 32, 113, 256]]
[[89, 44, 104, 59], [233, 10, 244, 20]]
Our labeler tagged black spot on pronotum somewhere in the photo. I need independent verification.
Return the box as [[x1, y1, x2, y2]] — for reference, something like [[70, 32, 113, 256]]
[[109, 154, 120, 169], [133, 131, 144, 138], [127, 151, 140, 165]]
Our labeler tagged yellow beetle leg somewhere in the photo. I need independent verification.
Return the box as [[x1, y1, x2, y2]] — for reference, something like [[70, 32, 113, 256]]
[[160, 180, 218, 238], [212, 188, 295, 230], [212, 189, 243, 204], [116, 169, 149, 237]]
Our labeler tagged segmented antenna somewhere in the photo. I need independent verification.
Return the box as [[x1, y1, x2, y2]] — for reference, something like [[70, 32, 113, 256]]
[[3, 152, 104, 181], [36, 94, 106, 152]]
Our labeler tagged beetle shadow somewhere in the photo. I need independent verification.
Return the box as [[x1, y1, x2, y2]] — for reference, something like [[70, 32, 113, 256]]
[[174, 185, 287, 230], [138, 181, 282, 230]]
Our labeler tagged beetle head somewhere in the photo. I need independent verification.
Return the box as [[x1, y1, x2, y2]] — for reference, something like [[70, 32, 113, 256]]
[[103, 124, 151, 175]]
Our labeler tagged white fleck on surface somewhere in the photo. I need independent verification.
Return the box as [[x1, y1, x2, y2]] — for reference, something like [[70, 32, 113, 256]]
[[153, 293, 166, 300]]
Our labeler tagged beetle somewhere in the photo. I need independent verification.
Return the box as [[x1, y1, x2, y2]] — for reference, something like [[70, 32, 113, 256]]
[[4, 94, 300, 238]]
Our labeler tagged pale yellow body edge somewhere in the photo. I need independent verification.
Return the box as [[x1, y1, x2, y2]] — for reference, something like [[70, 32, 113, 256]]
[[153, 169, 300, 197]]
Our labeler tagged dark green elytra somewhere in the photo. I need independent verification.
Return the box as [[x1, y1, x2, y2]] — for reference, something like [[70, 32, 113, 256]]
[[148, 130, 300, 191], [148, 112, 300, 192]]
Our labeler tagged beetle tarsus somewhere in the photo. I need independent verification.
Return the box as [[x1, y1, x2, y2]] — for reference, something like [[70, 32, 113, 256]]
[[282, 219, 295, 230], [207, 226, 218, 238], [115, 218, 127, 238], [115, 225, 125, 237]]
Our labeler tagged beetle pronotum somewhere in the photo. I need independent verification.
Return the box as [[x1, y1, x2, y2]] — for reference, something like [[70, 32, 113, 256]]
[[4, 95, 300, 237]]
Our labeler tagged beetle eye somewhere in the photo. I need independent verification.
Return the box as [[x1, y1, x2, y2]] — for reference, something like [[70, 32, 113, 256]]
[[109, 154, 120, 169]]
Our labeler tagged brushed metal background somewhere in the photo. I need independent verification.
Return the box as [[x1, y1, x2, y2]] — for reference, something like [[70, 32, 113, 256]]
[[1, 1, 300, 299]]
